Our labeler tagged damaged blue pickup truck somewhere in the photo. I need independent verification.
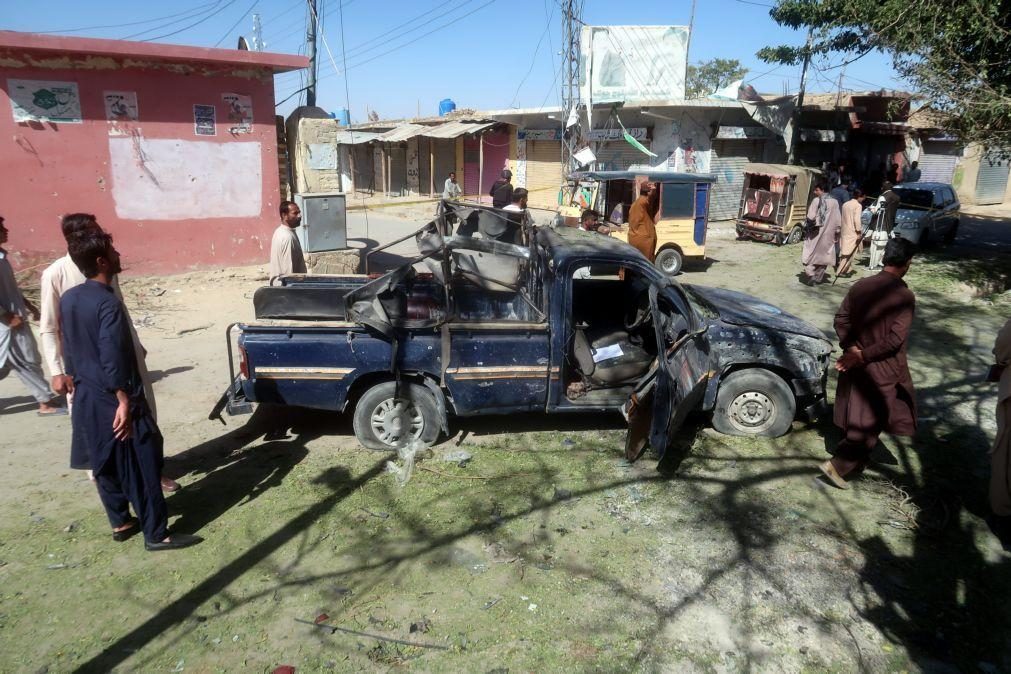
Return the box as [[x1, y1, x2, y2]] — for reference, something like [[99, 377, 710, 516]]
[[212, 203, 832, 460]]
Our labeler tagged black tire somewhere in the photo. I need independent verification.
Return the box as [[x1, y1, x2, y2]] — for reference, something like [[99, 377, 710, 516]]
[[655, 247, 683, 276], [352, 381, 441, 451], [712, 369, 796, 438], [944, 220, 959, 244], [785, 225, 803, 245]]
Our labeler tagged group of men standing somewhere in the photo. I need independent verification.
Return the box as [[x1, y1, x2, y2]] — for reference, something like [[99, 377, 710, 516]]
[[1, 214, 199, 551]]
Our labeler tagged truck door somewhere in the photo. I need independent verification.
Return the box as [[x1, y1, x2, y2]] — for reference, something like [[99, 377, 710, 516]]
[[622, 284, 710, 461]]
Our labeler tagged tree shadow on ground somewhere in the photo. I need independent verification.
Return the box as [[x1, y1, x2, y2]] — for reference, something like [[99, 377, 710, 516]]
[[75, 278, 1011, 671], [0, 394, 37, 415]]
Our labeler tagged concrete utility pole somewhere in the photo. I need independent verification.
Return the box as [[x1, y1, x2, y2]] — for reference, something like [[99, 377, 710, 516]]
[[305, 0, 319, 107], [787, 28, 814, 165], [685, 0, 697, 87]]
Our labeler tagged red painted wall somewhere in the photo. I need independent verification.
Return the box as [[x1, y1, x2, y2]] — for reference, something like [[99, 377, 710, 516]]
[[0, 52, 282, 275]]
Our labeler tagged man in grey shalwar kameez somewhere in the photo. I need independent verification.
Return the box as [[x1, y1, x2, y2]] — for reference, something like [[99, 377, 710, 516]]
[[0, 217, 63, 415], [801, 183, 842, 285]]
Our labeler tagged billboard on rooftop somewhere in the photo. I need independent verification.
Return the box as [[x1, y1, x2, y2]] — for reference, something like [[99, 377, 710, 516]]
[[580, 25, 689, 105]]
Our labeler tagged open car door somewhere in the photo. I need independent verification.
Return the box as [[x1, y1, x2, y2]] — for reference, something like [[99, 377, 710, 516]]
[[622, 284, 710, 462]]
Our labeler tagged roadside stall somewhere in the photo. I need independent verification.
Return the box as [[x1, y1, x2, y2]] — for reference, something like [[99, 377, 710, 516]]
[[557, 170, 717, 275], [734, 164, 822, 246]]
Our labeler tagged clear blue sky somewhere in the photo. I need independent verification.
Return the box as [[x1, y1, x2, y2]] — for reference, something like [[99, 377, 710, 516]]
[[5, 0, 906, 122]]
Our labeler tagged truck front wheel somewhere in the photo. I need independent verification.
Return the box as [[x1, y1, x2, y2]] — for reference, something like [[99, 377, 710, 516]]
[[655, 247, 684, 276], [712, 369, 795, 437], [353, 382, 441, 451]]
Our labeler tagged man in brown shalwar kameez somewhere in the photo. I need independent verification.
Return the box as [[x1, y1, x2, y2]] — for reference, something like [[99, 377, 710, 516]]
[[801, 182, 841, 285], [836, 189, 866, 277], [820, 237, 918, 488], [627, 182, 659, 262], [989, 317, 1011, 546]]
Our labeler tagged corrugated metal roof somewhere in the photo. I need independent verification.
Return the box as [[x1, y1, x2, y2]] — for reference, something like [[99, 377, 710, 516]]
[[334, 130, 382, 145], [420, 120, 495, 138], [377, 123, 429, 143]]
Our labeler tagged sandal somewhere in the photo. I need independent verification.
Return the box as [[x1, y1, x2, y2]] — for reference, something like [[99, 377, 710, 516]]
[[112, 518, 140, 542]]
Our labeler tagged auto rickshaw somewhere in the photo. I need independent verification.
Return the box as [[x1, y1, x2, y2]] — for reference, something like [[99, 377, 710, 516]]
[[557, 170, 717, 275], [734, 163, 822, 245]]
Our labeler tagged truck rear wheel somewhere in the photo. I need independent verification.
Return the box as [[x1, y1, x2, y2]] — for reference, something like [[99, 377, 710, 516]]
[[353, 382, 440, 451], [712, 369, 795, 438]]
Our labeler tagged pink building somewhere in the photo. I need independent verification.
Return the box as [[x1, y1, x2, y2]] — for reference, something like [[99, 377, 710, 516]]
[[0, 31, 306, 274]]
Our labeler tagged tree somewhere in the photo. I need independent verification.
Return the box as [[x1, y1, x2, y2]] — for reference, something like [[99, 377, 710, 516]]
[[685, 58, 748, 99], [757, 0, 1011, 152]]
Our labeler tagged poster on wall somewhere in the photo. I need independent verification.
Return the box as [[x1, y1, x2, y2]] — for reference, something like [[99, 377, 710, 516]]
[[103, 91, 139, 121], [221, 92, 253, 133], [8, 79, 82, 123], [193, 104, 216, 136]]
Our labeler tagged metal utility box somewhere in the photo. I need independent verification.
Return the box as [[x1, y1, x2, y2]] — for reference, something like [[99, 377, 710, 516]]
[[294, 192, 347, 253]]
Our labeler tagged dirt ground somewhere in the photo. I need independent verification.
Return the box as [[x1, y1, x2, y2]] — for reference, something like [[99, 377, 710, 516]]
[[1, 210, 1010, 672]]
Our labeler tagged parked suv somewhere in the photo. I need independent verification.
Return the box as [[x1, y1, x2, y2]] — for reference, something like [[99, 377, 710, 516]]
[[861, 182, 960, 246]]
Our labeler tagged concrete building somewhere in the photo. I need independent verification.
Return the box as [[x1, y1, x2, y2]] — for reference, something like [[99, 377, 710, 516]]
[[0, 31, 306, 273]]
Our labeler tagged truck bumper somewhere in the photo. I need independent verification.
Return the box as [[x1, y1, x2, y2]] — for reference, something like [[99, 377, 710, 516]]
[[208, 376, 253, 422]]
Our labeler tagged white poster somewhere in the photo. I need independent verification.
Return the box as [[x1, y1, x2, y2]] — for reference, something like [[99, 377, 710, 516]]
[[580, 26, 689, 104], [193, 104, 216, 136], [221, 92, 253, 133], [8, 79, 82, 123], [515, 137, 527, 187], [104, 91, 139, 121]]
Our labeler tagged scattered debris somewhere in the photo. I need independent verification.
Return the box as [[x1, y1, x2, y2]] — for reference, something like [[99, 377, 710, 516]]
[[272, 666, 295, 674], [314, 613, 330, 624], [385, 442, 424, 486], [63, 522, 78, 533], [528, 603, 538, 612], [149, 287, 166, 297], [295, 618, 449, 650], [441, 450, 472, 467], [481, 598, 501, 610], [359, 508, 390, 519], [176, 324, 213, 336], [553, 486, 572, 501], [409, 617, 431, 634]]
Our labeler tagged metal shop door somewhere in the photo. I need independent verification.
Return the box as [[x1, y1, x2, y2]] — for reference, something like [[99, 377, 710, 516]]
[[524, 139, 562, 209], [710, 139, 763, 221], [974, 155, 1010, 205], [918, 141, 961, 184], [463, 136, 480, 197], [481, 130, 510, 200], [388, 144, 407, 196], [352, 145, 374, 194]]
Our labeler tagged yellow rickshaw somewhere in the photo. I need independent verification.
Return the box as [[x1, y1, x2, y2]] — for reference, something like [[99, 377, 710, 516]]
[[734, 163, 822, 245], [556, 170, 717, 275]]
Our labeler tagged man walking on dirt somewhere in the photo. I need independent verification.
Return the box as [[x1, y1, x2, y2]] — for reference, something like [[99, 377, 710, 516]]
[[60, 228, 200, 551], [442, 171, 462, 200], [39, 213, 178, 491], [628, 182, 659, 262], [820, 237, 918, 488], [836, 189, 866, 277], [800, 182, 841, 285], [270, 201, 307, 285], [0, 216, 64, 416]]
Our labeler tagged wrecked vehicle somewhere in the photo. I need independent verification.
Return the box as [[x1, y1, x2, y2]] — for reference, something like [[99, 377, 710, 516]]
[[211, 202, 832, 459]]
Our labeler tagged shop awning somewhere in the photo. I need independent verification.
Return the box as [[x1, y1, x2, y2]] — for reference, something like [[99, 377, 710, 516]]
[[377, 123, 429, 143], [334, 130, 382, 145], [420, 120, 496, 139]]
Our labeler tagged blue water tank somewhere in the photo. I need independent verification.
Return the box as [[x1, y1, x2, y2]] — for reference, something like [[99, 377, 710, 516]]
[[438, 98, 456, 116], [334, 108, 351, 126]]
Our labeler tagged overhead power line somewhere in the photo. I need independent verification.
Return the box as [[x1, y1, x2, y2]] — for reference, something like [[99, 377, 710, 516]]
[[213, 0, 260, 47], [121, 1, 227, 40], [508, 3, 557, 108], [33, 2, 218, 34], [137, 0, 242, 42], [317, 0, 497, 80]]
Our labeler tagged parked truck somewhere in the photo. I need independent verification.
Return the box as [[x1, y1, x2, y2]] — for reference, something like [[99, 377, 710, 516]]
[[211, 202, 832, 461]]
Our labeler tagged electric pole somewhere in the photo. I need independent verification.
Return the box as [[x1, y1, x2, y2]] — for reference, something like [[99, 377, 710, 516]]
[[305, 0, 319, 107], [787, 28, 813, 165], [684, 0, 697, 90], [560, 0, 582, 174]]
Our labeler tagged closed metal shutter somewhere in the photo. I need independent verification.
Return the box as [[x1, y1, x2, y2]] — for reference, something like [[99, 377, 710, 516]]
[[389, 145, 407, 196], [433, 139, 456, 194], [525, 140, 562, 208], [711, 139, 763, 221], [417, 137, 431, 195], [595, 140, 652, 171], [974, 154, 1010, 205], [463, 137, 480, 196], [352, 145, 374, 194], [917, 141, 960, 183]]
